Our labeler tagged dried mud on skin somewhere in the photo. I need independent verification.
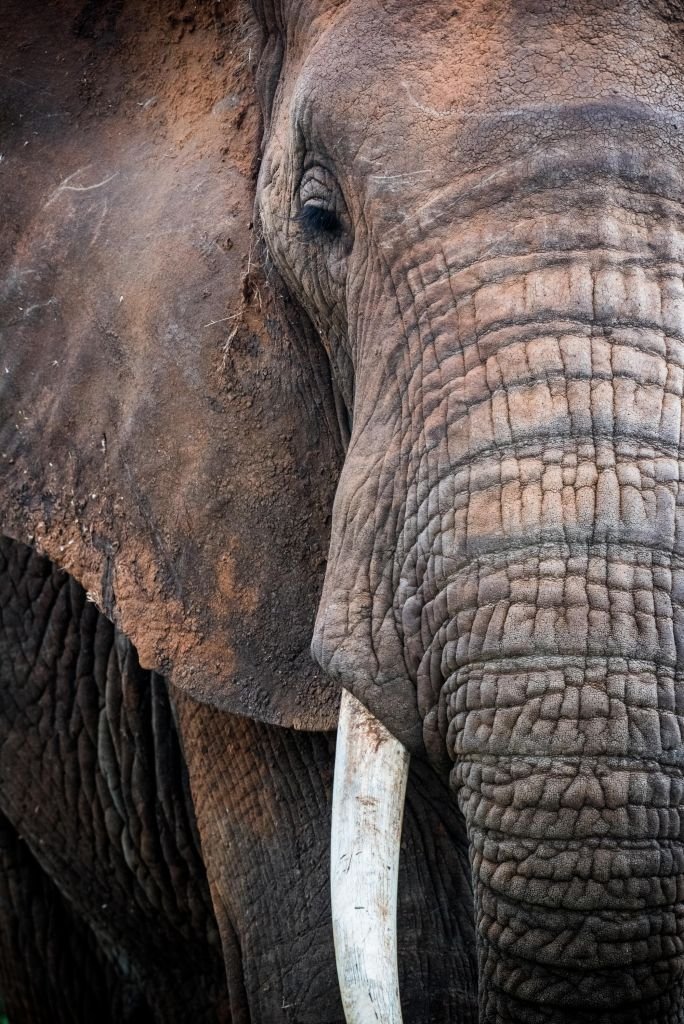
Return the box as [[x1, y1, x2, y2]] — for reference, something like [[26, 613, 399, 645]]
[[0, 0, 343, 731]]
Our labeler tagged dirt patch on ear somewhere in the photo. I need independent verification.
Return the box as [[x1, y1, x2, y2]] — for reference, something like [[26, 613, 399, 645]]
[[0, 0, 342, 730]]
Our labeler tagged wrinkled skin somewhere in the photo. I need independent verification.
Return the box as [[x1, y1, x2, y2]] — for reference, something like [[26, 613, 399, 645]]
[[255, 1, 684, 1020], [0, 538, 231, 1024], [0, 537, 477, 1023], [6, 1, 684, 1022], [0, 3, 478, 1021]]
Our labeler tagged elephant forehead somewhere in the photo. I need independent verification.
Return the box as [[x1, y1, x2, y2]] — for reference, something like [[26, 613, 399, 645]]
[[288, 0, 684, 143], [276, 0, 684, 235]]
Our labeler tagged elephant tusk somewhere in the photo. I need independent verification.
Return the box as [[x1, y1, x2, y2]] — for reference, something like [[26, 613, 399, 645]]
[[331, 688, 410, 1024]]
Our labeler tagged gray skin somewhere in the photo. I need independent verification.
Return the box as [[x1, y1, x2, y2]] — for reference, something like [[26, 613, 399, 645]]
[[0, 2, 478, 1016], [0, 537, 231, 1024], [0, 537, 477, 1023], [255, 1, 684, 1021], [4, 1, 684, 1021]]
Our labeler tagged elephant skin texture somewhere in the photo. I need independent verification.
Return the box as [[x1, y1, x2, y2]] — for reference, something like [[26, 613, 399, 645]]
[[0, 538, 231, 1024], [0, 538, 476, 1022], [4, 1, 684, 1023], [254, 1, 684, 1021]]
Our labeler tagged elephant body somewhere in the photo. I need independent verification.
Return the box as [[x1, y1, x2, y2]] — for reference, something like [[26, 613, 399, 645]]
[[255, 1, 684, 1020]]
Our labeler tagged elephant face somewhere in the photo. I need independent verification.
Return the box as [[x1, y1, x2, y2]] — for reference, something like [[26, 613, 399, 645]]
[[256, 1, 684, 1019], [258, 0, 684, 746]]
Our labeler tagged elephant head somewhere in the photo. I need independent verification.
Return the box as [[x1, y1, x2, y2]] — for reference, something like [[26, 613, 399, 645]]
[[5, 1, 684, 1022], [254, 1, 684, 1020]]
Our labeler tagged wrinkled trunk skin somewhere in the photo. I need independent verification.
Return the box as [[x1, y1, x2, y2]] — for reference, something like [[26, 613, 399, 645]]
[[439, 230, 684, 1023], [315, 169, 684, 1019]]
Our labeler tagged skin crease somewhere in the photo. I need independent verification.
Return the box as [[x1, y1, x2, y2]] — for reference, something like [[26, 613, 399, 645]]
[[256, 1, 684, 1020]]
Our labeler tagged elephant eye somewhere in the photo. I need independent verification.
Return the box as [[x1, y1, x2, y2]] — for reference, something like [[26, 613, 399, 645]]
[[295, 165, 348, 242], [295, 202, 342, 237]]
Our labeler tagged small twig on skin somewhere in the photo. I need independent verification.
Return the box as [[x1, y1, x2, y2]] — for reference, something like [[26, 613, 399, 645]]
[[209, 239, 263, 369], [221, 323, 240, 369], [203, 312, 241, 328]]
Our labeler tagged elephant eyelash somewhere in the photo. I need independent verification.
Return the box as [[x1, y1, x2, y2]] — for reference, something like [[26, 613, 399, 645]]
[[294, 203, 342, 238]]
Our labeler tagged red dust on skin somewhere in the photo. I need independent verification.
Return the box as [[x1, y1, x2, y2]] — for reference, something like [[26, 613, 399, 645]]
[[0, 0, 342, 730]]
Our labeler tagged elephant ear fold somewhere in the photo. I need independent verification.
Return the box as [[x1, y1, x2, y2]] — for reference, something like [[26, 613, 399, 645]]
[[250, 0, 340, 134], [0, 0, 343, 730], [254, 28, 285, 138], [250, 1, 283, 104]]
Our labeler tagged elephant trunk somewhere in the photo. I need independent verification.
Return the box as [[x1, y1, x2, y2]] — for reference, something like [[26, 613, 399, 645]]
[[450, 657, 684, 1021], [428, 245, 684, 1018]]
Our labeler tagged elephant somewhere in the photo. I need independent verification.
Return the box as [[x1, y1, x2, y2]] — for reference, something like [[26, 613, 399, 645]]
[[3, 0, 684, 1023]]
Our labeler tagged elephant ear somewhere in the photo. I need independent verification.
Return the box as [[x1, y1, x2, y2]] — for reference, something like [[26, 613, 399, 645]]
[[0, 0, 343, 730]]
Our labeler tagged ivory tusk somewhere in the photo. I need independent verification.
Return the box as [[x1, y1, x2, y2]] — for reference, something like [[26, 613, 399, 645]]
[[331, 688, 410, 1024]]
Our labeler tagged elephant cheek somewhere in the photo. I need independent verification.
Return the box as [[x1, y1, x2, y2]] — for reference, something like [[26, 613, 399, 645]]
[[311, 448, 426, 753]]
